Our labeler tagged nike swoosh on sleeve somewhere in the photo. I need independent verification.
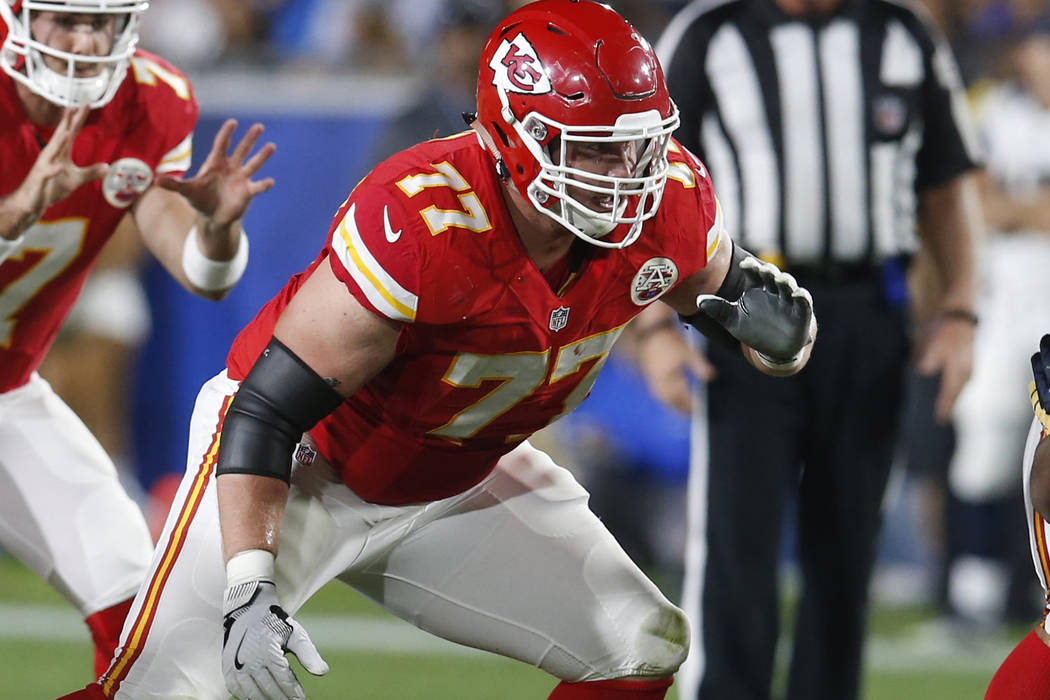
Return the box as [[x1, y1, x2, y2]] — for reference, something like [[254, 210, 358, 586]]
[[383, 206, 402, 243]]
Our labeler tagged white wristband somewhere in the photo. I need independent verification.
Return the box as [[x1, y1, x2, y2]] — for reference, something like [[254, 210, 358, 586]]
[[0, 233, 25, 265], [181, 225, 249, 291], [225, 549, 275, 587]]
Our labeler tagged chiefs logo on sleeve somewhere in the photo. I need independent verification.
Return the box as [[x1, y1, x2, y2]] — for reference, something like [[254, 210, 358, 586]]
[[330, 202, 419, 323], [102, 157, 153, 208]]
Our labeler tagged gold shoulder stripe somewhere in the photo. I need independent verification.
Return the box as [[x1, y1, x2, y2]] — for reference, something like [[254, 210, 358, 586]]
[[706, 197, 723, 260], [332, 204, 418, 322]]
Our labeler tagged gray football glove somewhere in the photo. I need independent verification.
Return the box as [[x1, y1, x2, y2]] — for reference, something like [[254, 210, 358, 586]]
[[696, 257, 814, 364], [222, 579, 328, 700]]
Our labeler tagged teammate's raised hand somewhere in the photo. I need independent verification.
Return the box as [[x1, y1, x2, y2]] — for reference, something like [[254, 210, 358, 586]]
[[157, 119, 276, 230], [5, 106, 108, 237]]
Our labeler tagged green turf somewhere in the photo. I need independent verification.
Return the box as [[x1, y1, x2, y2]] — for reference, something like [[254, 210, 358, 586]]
[[867, 672, 991, 700], [0, 554, 1005, 699]]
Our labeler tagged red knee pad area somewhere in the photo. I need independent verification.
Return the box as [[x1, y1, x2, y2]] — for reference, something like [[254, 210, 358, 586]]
[[986, 628, 1050, 699], [85, 598, 134, 677], [548, 677, 673, 699]]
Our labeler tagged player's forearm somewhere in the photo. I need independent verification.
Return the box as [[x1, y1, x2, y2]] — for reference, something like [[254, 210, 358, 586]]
[[195, 215, 244, 262], [135, 190, 247, 300], [0, 186, 43, 241], [918, 173, 980, 313], [216, 473, 289, 561]]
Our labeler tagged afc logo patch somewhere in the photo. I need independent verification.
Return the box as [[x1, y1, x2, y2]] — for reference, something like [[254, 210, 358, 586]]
[[549, 306, 570, 332], [630, 257, 679, 305], [294, 443, 317, 466], [490, 33, 551, 95], [102, 157, 153, 209]]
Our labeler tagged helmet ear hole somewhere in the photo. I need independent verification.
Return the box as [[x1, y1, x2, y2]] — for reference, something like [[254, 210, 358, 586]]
[[490, 121, 512, 148]]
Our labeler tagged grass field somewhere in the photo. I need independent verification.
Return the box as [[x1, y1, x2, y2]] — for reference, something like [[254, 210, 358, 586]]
[[0, 554, 1017, 699]]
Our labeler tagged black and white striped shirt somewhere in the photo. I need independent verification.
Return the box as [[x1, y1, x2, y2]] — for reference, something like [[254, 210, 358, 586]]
[[656, 0, 980, 270]]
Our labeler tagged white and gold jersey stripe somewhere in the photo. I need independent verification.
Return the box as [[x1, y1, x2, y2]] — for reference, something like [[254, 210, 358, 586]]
[[331, 204, 418, 323]]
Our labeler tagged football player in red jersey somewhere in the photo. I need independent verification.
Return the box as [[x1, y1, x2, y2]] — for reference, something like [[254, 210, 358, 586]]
[[987, 335, 1050, 699], [63, 2, 814, 699], [0, 0, 274, 679]]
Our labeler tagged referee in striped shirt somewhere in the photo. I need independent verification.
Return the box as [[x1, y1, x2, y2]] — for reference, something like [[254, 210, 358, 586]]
[[653, 1, 982, 698]]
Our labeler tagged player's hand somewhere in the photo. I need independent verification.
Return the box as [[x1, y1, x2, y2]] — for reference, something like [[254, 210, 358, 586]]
[[222, 579, 328, 700], [636, 322, 714, 413], [158, 119, 276, 230], [696, 258, 815, 364], [917, 314, 975, 423], [1031, 334, 1050, 433], [8, 106, 108, 233]]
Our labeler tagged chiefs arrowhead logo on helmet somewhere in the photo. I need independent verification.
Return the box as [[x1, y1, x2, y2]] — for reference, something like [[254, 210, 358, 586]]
[[489, 33, 551, 96]]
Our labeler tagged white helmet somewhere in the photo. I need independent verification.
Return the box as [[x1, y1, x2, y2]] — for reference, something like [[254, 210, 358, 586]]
[[0, 0, 149, 108]]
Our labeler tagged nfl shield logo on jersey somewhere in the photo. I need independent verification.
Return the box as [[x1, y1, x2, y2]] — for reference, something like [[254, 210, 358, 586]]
[[872, 93, 907, 138], [294, 443, 317, 466], [102, 157, 154, 208], [549, 306, 570, 332], [631, 257, 679, 305]]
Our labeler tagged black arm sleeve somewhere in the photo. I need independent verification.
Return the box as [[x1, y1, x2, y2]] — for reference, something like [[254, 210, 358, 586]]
[[216, 337, 345, 483], [679, 240, 751, 352]]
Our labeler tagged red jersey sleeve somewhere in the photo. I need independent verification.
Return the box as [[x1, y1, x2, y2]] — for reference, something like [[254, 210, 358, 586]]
[[326, 181, 426, 324], [129, 49, 199, 177], [655, 139, 723, 273]]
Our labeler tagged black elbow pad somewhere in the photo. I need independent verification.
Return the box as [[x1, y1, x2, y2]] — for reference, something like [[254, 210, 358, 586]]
[[217, 338, 345, 483]]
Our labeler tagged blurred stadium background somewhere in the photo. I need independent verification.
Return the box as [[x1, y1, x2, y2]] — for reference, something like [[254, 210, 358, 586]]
[[4, 0, 1049, 697]]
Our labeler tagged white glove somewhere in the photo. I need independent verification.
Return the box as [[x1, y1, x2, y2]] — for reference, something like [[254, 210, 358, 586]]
[[222, 577, 328, 700]]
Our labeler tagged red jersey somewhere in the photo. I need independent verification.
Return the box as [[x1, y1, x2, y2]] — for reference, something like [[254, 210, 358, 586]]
[[0, 50, 197, 392], [227, 132, 720, 505]]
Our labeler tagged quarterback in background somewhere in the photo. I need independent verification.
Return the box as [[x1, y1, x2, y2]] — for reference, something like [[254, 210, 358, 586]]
[[65, 1, 814, 698], [986, 334, 1050, 698], [0, 0, 274, 677]]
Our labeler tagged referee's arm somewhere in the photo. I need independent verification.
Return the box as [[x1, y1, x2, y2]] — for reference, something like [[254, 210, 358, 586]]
[[912, 18, 984, 423], [915, 172, 982, 422]]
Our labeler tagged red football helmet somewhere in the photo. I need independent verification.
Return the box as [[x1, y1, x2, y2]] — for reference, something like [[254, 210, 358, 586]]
[[476, 0, 679, 248], [0, 0, 148, 108]]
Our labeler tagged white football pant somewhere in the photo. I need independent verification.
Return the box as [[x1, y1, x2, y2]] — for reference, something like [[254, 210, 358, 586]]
[[0, 373, 152, 616], [102, 370, 688, 699]]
